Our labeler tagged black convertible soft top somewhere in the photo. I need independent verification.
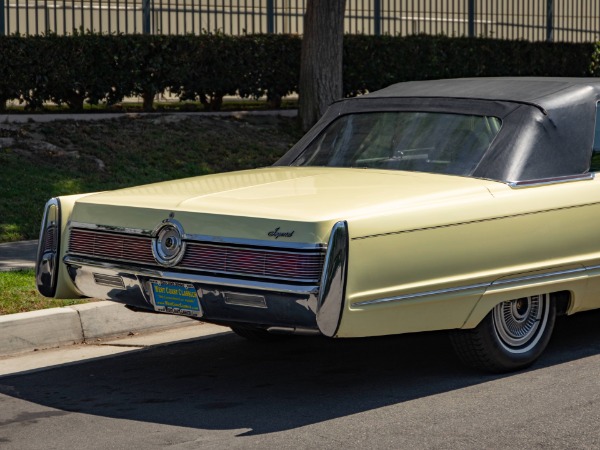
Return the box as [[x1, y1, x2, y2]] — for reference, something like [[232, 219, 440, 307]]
[[278, 78, 600, 182]]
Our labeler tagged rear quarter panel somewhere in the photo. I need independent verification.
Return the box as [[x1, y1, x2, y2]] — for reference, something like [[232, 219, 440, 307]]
[[336, 176, 600, 337]]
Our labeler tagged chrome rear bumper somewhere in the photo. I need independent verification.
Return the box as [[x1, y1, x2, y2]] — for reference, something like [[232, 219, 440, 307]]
[[62, 220, 350, 337], [64, 255, 321, 331]]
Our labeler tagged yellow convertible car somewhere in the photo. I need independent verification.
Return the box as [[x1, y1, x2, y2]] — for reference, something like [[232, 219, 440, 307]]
[[36, 78, 600, 372]]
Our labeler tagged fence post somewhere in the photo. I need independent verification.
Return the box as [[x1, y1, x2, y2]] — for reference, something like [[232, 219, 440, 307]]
[[267, 0, 274, 33], [546, 0, 554, 42], [468, 0, 475, 37], [142, 0, 151, 34], [0, 0, 5, 36], [374, 0, 381, 35]]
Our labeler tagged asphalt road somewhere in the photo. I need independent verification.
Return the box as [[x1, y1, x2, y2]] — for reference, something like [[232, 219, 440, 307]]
[[1, 311, 600, 449]]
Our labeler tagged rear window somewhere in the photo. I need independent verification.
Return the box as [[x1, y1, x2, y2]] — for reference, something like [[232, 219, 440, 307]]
[[292, 111, 502, 176]]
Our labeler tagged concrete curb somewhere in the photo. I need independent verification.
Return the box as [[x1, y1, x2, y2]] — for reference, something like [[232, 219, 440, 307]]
[[0, 243, 200, 357], [0, 300, 196, 357]]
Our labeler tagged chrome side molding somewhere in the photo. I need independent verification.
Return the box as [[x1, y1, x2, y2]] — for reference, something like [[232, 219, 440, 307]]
[[316, 221, 349, 337], [353, 266, 587, 308], [353, 283, 490, 307]]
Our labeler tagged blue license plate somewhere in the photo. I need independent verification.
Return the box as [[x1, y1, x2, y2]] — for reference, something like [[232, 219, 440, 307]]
[[150, 280, 202, 318]]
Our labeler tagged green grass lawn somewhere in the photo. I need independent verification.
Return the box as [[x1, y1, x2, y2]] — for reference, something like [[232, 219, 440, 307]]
[[0, 269, 86, 315]]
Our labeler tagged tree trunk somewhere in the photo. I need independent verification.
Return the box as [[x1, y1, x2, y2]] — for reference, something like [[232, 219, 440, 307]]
[[142, 90, 155, 112], [298, 0, 347, 132]]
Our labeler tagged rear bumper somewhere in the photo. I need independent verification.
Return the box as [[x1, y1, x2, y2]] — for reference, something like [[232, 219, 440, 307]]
[[64, 255, 321, 333], [59, 220, 349, 337]]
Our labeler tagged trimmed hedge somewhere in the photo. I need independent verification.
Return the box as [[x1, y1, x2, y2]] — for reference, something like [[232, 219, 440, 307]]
[[343, 35, 595, 95], [0, 33, 595, 112]]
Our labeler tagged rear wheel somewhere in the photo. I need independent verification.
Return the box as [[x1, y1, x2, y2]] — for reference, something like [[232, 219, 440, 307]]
[[450, 294, 556, 373]]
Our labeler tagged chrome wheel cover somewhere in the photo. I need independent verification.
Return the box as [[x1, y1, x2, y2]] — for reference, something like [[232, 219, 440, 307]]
[[492, 294, 550, 354]]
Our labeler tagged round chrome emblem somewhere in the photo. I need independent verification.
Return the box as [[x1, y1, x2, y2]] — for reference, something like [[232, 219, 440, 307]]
[[152, 219, 186, 266]]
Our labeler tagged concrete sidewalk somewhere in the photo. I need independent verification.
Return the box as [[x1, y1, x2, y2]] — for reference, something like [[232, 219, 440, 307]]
[[0, 240, 197, 356]]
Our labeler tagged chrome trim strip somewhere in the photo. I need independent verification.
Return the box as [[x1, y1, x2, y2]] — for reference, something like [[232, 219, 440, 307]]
[[66, 251, 322, 284], [69, 221, 326, 250], [507, 173, 594, 189], [64, 255, 319, 295], [353, 266, 588, 307], [68, 221, 152, 236], [316, 221, 349, 337], [491, 267, 587, 286], [353, 283, 490, 307], [184, 233, 327, 250]]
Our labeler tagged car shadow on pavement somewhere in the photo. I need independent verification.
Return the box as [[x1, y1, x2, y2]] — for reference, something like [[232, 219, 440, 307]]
[[1, 309, 599, 436]]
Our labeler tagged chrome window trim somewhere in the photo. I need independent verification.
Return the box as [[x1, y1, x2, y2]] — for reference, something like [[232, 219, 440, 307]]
[[64, 255, 319, 296], [352, 266, 588, 308], [68, 221, 326, 250], [507, 173, 594, 189]]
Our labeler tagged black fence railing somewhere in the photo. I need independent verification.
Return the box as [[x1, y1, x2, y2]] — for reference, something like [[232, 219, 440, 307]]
[[1, 0, 599, 42]]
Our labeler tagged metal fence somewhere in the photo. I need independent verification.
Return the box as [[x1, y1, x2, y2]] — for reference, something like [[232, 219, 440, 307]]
[[1, 0, 599, 42]]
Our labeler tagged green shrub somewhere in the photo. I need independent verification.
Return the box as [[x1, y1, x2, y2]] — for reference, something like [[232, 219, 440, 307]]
[[0, 37, 29, 111], [117, 34, 181, 111], [45, 33, 126, 111], [170, 33, 242, 111], [237, 34, 302, 107], [343, 35, 594, 96], [590, 42, 600, 76], [0, 33, 596, 112]]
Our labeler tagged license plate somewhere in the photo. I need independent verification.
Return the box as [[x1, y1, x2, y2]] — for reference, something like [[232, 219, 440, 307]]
[[149, 280, 202, 318]]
